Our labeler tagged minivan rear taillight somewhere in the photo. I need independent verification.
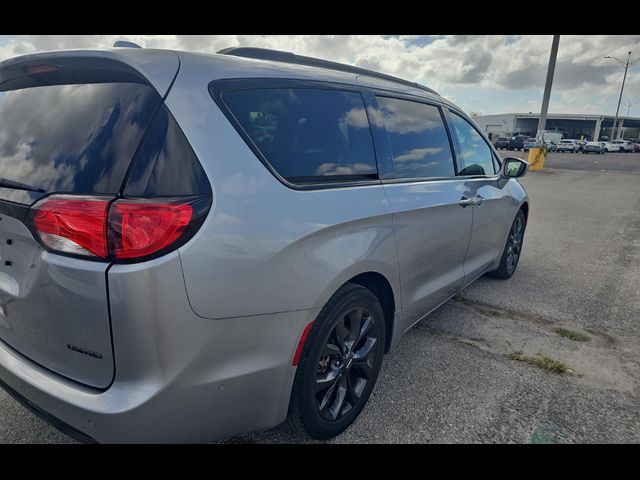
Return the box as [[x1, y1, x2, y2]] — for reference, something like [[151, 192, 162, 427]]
[[31, 196, 110, 258], [107, 200, 193, 259], [29, 195, 209, 262]]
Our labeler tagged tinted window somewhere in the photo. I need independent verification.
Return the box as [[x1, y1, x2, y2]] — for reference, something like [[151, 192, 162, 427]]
[[0, 82, 162, 204], [223, 88, 377, 183], [375, 96, 455, 179], [449, 112, 496, 176], [124, 105, 210, 196]]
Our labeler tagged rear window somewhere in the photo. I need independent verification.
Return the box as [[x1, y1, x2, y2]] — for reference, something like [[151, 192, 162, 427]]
[[124, 105, 210, 196], [222, 88, 378, 184], [0, 82, 162, 204]]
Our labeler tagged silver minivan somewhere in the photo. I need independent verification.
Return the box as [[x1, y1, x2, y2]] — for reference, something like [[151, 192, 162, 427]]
[[0, 46, 529, 442]]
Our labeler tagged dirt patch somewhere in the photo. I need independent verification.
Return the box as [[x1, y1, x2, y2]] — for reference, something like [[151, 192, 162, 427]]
[[554, 328, 590, 342], [441, 296, 639, 393], [506, 351, 573, 374]]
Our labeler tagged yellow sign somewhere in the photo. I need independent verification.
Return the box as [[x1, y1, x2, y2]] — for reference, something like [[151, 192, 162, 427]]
[[528, 147, 546, 171]]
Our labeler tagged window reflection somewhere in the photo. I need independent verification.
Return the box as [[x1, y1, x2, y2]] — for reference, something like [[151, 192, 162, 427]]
[[449, 112, 495, 176], [376, 96, 455, 179], [224, 88, 378, 182], [0, 83, 161, 204]]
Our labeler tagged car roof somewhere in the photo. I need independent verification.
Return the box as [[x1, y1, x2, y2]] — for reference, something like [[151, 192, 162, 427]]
[[1, 46, 460, 113], [175, 49, 455, 107]]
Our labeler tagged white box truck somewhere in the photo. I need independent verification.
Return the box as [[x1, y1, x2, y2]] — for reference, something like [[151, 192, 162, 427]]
[[541, 131, 563, 143]]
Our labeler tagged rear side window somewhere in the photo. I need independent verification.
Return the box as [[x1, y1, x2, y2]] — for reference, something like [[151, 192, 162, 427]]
[[0, 82, 162, 204], [376, 96, 455, 179], [222, 88, 377, 184], [449, 112, 497, 176], [124, 105, 210, 196]]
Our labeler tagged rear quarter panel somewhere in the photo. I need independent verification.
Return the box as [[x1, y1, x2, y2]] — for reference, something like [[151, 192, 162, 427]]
[[165, 56, 401, 320]]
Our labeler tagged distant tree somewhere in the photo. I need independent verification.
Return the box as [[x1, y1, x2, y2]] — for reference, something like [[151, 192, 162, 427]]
[[469, 111, 482, 117]]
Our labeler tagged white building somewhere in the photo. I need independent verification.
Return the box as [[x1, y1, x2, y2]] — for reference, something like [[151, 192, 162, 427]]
[[473, 112, 640, 141]]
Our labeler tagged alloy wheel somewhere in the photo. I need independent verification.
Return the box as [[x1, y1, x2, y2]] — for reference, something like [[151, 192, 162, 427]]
[[505, 215, 524, 273], [314, 307, 378, 422]]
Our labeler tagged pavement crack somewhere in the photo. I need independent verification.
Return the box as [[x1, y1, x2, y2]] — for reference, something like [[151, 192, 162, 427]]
[[451, 295, 556, 326]]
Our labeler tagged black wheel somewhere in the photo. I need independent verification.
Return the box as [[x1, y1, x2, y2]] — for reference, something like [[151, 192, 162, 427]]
[[287, 283, 385, 440], [487, 209, 526, 280]]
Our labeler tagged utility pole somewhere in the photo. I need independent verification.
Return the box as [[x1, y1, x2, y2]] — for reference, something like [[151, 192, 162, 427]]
[[536, 35, 560, 142], [604, 51, 640, 139]]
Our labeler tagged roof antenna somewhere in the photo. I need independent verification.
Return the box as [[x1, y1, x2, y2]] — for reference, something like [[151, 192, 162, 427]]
[[113, 40, 142, 48]]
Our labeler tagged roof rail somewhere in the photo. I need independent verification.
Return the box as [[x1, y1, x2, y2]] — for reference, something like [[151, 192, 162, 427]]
[[217, 47, 439, 96], [113, 41, 141, 49]]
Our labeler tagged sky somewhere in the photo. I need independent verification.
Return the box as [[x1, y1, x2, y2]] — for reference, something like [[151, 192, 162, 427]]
[[1, 35, 639, 117]]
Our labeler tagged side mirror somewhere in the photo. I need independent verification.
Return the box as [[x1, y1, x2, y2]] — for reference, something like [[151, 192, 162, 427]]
[[501, 157, 528, 178]]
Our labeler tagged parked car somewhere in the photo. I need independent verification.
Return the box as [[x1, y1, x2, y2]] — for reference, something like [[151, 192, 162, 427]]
[[523, 138, 538, 152], [494, 137, 510, 149], [583, 142, 605, 154], [604, 142, 623, 152], [610, 140, 634, 152], [633, 142, 640, 153], [508, 135, 529, 151], [0, 46, 530, 443], [556, 139, 581, 153]]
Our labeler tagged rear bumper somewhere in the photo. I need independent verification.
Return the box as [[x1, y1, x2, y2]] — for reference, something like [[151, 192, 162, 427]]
[[0, 252, 318, 442], [0, 375, 97, 443]]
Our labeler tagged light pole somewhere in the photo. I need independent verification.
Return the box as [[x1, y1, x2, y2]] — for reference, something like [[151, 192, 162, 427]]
[[604, 51, 640, 139], [624, 99, 638, 118], [536, 35, 560, 142]]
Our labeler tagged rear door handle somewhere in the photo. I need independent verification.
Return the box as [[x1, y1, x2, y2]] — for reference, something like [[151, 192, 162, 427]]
[[459, 196, 483, 207]]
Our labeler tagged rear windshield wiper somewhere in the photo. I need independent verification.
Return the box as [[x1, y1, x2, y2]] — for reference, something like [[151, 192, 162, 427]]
[[0, 178, 45, 193]]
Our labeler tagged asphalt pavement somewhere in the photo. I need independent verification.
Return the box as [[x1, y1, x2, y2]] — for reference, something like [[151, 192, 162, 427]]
[[2, 152, 639, 443], [506, 149, 640, 174]]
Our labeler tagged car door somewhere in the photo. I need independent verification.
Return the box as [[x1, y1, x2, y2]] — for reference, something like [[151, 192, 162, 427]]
[[364, 92, 473, 331], [445, 109, 516, 284]]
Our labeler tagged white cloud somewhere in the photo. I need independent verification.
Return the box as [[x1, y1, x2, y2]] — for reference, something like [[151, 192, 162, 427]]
[[394, 147, 444, 163], [1, 35, 640, 115]]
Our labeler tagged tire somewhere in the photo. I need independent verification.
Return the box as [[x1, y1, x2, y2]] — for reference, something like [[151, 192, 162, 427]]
[[287, 283, 386, 440], [486, 209, 526, 280]]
